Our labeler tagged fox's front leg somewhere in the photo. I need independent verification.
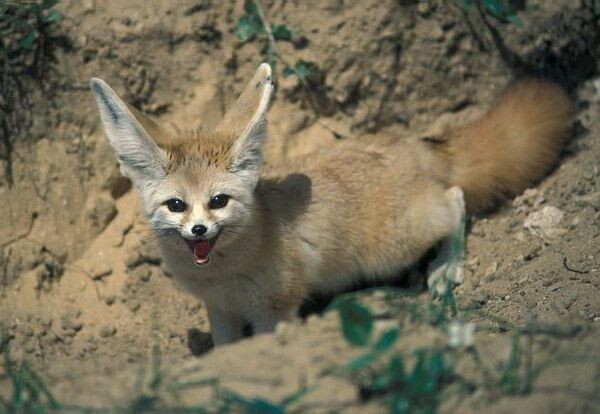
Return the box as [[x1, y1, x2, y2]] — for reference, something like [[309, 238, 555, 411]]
[[251, 306, 297, 335], [427, 186, 467, 296], [205, 305, 245, 346]]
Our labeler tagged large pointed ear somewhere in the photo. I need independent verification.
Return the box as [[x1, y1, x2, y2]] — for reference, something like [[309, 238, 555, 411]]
[[216, 63, 273, 176], [90, 78, 168, 182]]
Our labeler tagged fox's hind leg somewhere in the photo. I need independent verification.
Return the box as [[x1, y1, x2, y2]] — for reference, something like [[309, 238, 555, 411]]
[[427, 186, 466, 296]]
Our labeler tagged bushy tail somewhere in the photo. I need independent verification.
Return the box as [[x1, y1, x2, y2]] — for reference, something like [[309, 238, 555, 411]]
[[443, 79, 574, 213]]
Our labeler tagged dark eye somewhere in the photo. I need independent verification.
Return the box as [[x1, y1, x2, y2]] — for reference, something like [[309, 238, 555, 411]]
[[208, 194, 229, 209], [165, 198, 187, 213]]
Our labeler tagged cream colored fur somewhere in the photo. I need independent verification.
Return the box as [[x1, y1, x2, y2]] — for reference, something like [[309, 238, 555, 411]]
[[91, 64, 573, 345]]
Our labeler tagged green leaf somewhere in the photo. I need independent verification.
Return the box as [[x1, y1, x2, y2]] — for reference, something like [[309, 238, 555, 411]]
[[506, 13, 523, 26], [293, 60, 312, 83], [279, 385, 314, 408], [482, 0, 522, 25], [457, 0, 475, 12], [346, 352, 377, 372], [391, 394, 410, 414], [235, 15, 261, 42], [482, 0, 505, 17], [499, 335, 522, 393], [243, 0, 260, 17], [388, 355, 406, 383], [373, 327, 400, 353], [282, 65, 295, 78], [409, 350, 427, 391], [235, 0, 264, 42], [271, 24, 293, 41], [44, 9, 62, 23], [245, 399, 286, 414], [41, 0, 60, 10], [336, 298, 373, 347], [370, 372, 391, 391], [29, 2, 39, 14], [425, 351, 445, 392], [220, 390, 285, 414], [19, 30, 37, 50], [288, 59, 321, 84]]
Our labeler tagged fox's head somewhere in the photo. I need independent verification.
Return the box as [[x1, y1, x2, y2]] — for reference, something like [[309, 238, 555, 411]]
[[90, 64, 273, 267]]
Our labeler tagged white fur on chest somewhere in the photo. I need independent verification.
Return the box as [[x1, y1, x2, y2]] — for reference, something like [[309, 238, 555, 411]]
[[159, 241, 287, 317]]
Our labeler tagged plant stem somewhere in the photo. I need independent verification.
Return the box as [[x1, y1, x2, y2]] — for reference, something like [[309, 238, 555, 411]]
[[253, 1, 321, 116], [252, 1, 350, 138]]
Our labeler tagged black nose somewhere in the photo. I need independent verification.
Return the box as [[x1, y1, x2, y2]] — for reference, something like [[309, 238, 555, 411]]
[[191, 224, 207, 236]]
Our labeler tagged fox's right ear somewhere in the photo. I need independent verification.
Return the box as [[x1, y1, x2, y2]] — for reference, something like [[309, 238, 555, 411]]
[[90, 78, 168, 182], [216, 63, 273, 180]]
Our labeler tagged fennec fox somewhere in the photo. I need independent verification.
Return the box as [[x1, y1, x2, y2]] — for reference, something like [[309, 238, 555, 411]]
[[91, 64, 573, 345]]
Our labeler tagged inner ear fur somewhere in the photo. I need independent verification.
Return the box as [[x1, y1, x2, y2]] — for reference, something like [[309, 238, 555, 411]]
[[90, 78, 169, 180], [216, 63, 274, 173]]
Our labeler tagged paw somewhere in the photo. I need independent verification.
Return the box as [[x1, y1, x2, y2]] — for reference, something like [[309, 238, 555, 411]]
[[427, 186, 466, 296], [427, 256, 465, 296]]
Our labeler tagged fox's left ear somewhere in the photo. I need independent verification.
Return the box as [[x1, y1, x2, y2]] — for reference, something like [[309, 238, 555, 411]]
[[90, 78, 168, 185], [216, 63, 273, 179]]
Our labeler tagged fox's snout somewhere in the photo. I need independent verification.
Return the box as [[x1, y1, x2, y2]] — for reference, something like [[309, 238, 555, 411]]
[[178, 214, 220, 240]]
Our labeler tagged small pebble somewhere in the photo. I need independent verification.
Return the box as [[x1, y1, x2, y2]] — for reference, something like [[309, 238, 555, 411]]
[[484, 261, 498, 281], [569, 216, 581, 229], [68, 320, 83, 331], [99, 325, 116, 338], [128, 301, 140, 312], [40, 316, 53, 329], [139, 268, 152, 282], [524, 206, 565, 238], [64, 328, 78, 338], [18, 324, 34, 337]]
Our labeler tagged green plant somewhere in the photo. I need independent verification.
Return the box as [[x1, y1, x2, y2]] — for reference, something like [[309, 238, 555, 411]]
[[0, 0, 63, 185], [0, 0, 62, 63], [458, 0, 522, 25], [332, 296, 455, 414], [498, 335, 534, 394], [0, 338, 59, 414], [330, 285, 571, 413], [0, 337, 311, 414], [234, 0, 330, 116]]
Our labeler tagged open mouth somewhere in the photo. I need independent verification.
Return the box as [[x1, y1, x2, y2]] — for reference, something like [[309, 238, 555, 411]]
[[185, 235, 219, 267]]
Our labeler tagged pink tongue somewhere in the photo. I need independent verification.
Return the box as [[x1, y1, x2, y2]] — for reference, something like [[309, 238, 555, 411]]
[[193, 241, 212, 261]]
